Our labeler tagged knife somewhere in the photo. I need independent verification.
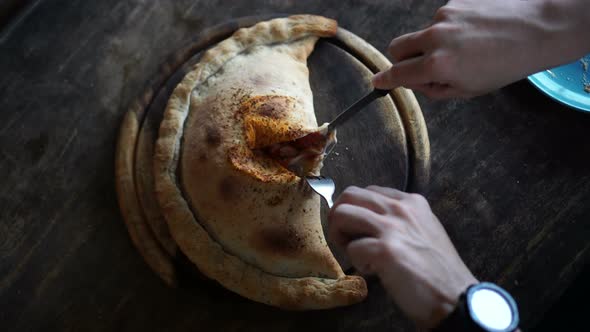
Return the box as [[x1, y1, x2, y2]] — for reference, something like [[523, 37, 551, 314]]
[[319, 88, 390, 157], [327, 88, 391, 133], [286, 88, 391, 176]]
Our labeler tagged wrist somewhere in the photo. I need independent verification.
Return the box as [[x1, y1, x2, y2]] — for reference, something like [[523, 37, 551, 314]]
[[432, 282, 520, 332], [541, 0, 590, 30], [534, 0, 590, 61], [429, 274, 479, 328]]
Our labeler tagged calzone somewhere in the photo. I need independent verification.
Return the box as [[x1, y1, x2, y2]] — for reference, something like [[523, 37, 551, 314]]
[[154, 15, 367, 309]]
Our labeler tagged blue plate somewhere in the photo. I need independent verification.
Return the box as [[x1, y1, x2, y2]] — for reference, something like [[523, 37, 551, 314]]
[[528, 54, 590, 112]]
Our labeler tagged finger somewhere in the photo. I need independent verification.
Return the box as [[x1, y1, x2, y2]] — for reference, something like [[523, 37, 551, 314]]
[[407, 83, 462, 100], [365, 186, 413, 220], [433, 5, 457, 23], [346, 237, 385, 275], [328, 204, 382, 248], [334, 186, 389, 215], [371, 56, 433, 90], [388, 31, 428, 62], [366, 185, 407, 200]]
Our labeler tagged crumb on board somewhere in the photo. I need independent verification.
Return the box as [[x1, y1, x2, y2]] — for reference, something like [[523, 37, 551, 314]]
[[584, 83, 590, 94]]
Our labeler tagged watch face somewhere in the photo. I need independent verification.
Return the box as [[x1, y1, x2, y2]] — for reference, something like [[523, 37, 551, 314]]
[[467, 283, 518, 331]]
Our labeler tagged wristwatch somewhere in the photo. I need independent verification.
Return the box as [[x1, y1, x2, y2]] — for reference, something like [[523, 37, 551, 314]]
[[433, 282, 520, 332]]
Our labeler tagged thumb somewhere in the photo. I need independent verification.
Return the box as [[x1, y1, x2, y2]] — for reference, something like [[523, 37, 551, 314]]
[[372, 56, 431, 89], [346, 237, 386, 275], [372, 70, 397, 89]]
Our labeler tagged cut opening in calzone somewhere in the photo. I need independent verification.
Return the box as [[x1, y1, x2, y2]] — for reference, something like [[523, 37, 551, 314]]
[[154, 15, 367, 310]]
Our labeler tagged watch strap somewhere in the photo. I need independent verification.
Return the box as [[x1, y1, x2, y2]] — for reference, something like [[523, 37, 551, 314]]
[[431, 285, 484, 332], [431, 282, 519, 332]]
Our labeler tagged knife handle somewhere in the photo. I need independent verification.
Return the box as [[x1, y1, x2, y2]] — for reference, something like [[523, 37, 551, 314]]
[[375, 88, 391, 96]]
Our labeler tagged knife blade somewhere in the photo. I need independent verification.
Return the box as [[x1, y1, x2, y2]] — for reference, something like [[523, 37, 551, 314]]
[[327, 88, 390, 133]]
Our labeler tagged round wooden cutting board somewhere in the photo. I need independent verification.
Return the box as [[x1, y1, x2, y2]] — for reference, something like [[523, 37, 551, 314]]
[[115, 14, 429, 329]]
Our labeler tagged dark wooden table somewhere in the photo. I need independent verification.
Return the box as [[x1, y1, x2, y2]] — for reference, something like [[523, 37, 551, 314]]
[[1, 1, 589, 331]]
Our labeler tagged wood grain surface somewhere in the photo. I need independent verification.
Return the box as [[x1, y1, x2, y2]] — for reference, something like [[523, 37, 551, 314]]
[[1, 1, 589, 331]]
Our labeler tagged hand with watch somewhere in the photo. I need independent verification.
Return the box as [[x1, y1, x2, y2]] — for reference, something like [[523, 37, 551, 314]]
[[327, 186, 520, 331]]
